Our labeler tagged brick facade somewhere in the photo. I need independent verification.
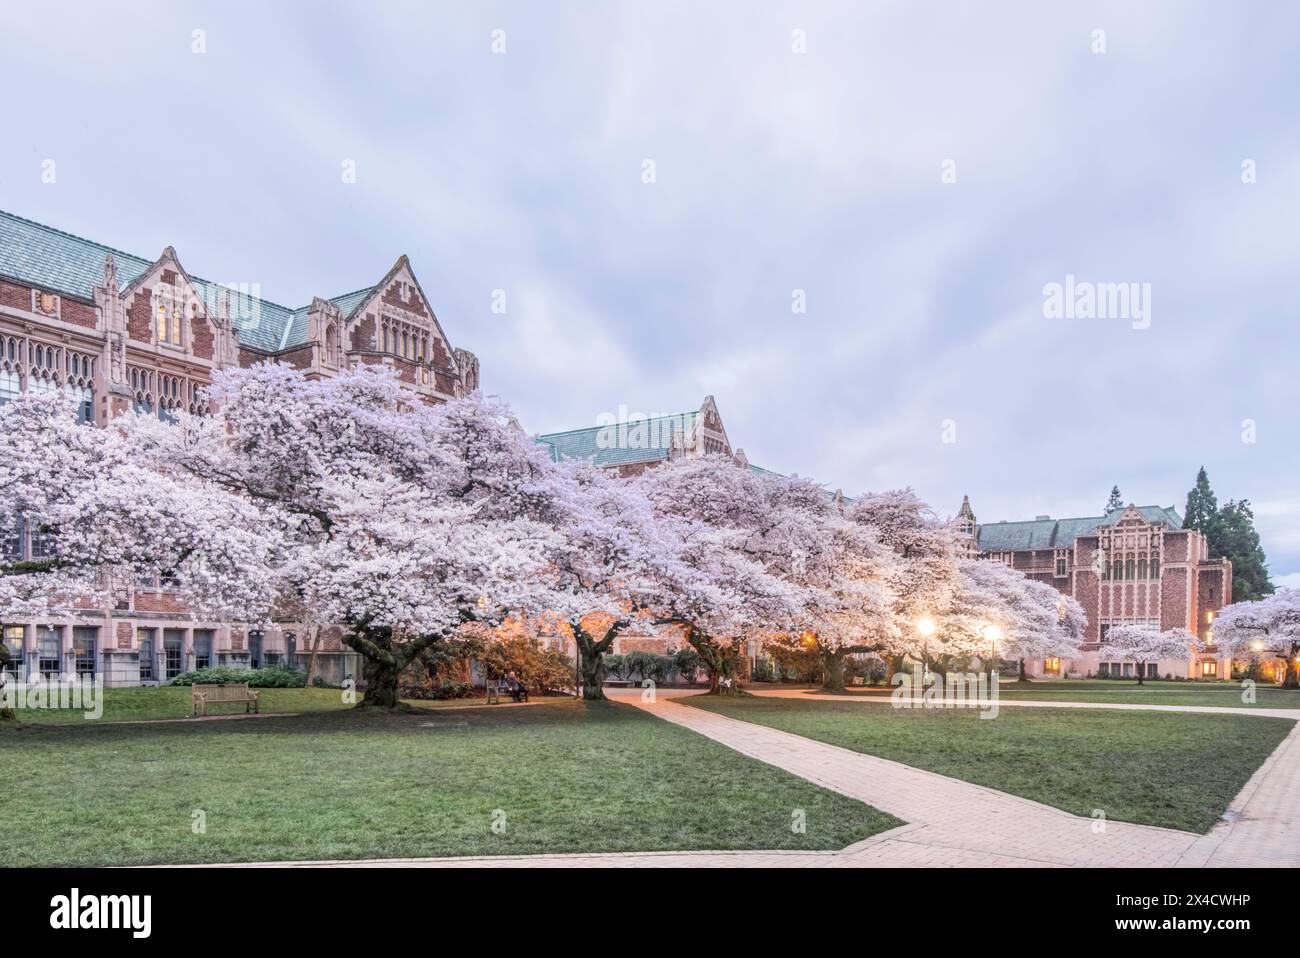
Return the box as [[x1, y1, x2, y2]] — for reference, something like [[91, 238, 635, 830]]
[[957, 497, 1233, 679]]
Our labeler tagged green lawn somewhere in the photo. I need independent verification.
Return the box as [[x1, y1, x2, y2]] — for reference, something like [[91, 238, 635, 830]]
[[4, 685, 578, 725], [683, 695, 1294, 833], [794, 679, 1300, 710], [5, 685, 350, 724], [0, 699, 899, 866], [996, 679, 1300, 710]]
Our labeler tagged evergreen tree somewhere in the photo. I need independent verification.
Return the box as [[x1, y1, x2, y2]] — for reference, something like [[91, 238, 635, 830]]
[[1105, 485, 1123, 513], [1214, 499, 1274, 601], [1182, 467, 1219, 534]]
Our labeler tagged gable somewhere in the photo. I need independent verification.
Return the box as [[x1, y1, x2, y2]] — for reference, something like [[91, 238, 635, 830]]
[[344, 257, 458, 372]]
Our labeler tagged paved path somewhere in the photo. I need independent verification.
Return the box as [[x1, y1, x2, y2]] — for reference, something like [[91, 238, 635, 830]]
[[746, 687, 1300, 868], [203, 688, 1300, 868]]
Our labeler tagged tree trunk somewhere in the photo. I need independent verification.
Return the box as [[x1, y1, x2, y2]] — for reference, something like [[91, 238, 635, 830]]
[[572, 620, 622, 702], [359, 656, 401, 707], [1017, 658, 1029, 682], [821, 650, 846, 693], [304, 625, 324, 689], [0, 640, 14, 721], [1283, 656, 1298, 689], [578, 643, 606, 701], [1136, 662, 1145, 686]]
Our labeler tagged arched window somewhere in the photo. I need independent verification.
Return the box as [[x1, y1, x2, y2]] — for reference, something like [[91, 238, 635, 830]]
[[325, 324, 339, 365], [0, 367, 18, 405]]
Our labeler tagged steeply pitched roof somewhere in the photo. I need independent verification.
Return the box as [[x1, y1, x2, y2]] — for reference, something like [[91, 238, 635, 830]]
[[0, 209, 373, 355], [536, 411, 700, 467], [976, 505, 1184, 552]]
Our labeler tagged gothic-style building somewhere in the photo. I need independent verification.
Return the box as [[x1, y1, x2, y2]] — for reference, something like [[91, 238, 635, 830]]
[[955, 496, 1233, 679], [535, 395, 751, 476], [0, 210, 479, 686]]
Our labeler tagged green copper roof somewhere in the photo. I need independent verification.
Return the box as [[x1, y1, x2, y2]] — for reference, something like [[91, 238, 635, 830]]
[[0, 209, 373, 355], [976, 505, 1183, 552], [536, 411, 700, 467]]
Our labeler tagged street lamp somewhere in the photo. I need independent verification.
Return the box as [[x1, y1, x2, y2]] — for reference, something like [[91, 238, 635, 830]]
[[915, 616, 936, 692], [983, 624, 1002, 677]]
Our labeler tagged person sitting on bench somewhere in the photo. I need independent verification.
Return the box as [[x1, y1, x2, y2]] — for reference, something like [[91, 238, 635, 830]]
[[505, 671, 529, 703]]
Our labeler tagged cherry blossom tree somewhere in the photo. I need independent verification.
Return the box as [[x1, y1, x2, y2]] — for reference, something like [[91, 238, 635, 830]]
[[945, 561, 1086, 681], [0, 391, 281, 718], [1005, 580, 1087, 681], [846, 489, 959, 677], [1098, 624, 1198, 685], [1213, 589, 1300, 688], [764, 486, 898, 692], [0, 392, 279, 611], [537, 460, 693, 700], [129, 363, 561, 707], [635, 456, 811, 693]]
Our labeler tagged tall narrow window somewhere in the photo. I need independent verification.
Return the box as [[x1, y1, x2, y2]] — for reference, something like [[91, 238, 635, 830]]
[[2, 625, 23, 680], [36, 627, 61, 680], [1125, 558, 1135, 580], [1150, 558, 1160, 579], [163, 630, 185, 680], [0, 367, 19, 404], [73, 627, 97, 678], [157, 305, 169, 343], [1111, 559, 1123, 581], [193, 630, 213, 670], [1137, 558, 1148, 580], [137, 628, 155, 681], [325, 324, 339, 365]]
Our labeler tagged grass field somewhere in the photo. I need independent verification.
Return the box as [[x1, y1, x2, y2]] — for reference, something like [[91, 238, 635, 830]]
[[790, 679, 1300, 709], [683, 694, 1294, 832], [0, 699, 899, 866], [995, 679, 1300, 709], [2, 685, 584, 724]]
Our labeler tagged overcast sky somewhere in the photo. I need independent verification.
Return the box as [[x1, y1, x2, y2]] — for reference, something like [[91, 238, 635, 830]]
[[2, 1, 1297, 584]]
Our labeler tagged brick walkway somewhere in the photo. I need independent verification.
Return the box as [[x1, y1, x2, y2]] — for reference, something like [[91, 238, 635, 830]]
[[747, 687, 1300, 868], [207, 688, 1299, 868]]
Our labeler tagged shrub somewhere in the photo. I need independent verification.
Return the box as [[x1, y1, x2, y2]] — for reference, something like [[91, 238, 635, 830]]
[[171, 665, 307, 688], [478, 635, 576, 694], [403, 681, 475, 701]]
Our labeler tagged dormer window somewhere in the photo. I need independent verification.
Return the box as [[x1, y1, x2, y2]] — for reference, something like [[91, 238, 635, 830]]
[[157, 304, 182, 346]]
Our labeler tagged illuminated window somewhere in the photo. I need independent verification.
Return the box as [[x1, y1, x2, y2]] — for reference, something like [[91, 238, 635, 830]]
[[1200, 660, 1217, 678], [1044, 657, 1061, 673], [157, 305, 168, 343]]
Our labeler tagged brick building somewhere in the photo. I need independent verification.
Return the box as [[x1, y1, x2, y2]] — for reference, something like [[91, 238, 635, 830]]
[[955, 495, 1233, 679], [0, 210, 479, 686]]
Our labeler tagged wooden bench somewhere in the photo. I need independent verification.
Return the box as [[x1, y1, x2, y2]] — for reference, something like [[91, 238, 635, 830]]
[[191, 683, 260, 717], [484, 681, 529, 705]]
